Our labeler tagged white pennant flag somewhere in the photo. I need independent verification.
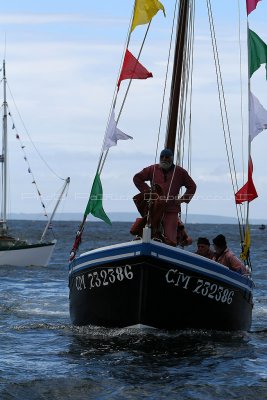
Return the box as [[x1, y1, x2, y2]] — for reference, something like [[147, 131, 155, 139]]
[[249, 91, 267, 141], [102, 109, 133, 151]]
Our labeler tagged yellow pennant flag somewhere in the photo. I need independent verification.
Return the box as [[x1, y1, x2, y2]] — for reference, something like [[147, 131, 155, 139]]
[[240, 225, 251, 261], [131, 0, 166, 32]]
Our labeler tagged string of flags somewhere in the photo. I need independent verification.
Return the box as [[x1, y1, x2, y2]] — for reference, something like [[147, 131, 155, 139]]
[[235, 0, 267, 205], [70, 0, 166, 259], [8, 109, 48, 218], [81, 0, 267, 228], [236, 0, 265, 262], [85, 0, 165, 225]]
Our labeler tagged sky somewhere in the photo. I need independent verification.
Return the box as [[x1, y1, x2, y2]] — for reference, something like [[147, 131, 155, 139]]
[[0, 0, 267, 222]]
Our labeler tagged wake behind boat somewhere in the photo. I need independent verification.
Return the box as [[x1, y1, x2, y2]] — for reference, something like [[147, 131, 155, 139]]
[[0, 60, 70, 267], [68, 0, 266, 330]]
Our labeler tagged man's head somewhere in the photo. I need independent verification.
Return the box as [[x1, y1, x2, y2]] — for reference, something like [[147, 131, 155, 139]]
[[197, 237, 210, 256], [212, 234, 227, 252], [159, 149, 173, 170]]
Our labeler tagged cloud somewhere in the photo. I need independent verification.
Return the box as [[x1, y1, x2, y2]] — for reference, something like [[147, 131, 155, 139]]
[[1, 3, 267, 219], [0, 13, 126, 26]]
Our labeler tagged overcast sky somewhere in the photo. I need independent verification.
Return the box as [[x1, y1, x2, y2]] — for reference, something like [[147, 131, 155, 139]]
[[0, 0, 267, 221]]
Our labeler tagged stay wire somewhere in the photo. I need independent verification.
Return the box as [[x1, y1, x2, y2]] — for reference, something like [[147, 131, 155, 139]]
[[206, 0, 244, 240], [151, 0, 180, 185], [97, 3, 135, 174], [237, 0, 247, 229], [164, 0, 195, 223], [6, 82, 65, 181], [145, 0, 180, 229], [98, 9, 151, 175]]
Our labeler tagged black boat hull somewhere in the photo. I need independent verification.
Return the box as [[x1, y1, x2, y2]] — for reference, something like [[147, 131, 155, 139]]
[[69, 240, 253, 331]]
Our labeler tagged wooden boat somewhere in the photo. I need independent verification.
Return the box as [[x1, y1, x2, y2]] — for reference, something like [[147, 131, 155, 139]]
[[0, 60, 70, 266], [68, 0, 265, 330]]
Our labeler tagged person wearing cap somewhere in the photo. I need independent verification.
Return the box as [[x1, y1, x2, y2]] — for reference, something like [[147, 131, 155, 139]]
[[195, 237, 214, 259], [133, 148, 196, 244], [212, 234, 247, 274]]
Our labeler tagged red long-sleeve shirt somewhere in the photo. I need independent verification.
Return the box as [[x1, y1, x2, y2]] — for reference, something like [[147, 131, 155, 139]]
[[213, 248, 247, 274], [133, 164, 196, 212]]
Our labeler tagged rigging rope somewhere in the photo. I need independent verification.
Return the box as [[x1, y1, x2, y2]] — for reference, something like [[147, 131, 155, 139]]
[[162, 1, 195, 219], [98, 22, 151, 176], [70, 1, 151, 259], [6, 82, 65, 181], [206, 0, 244, 242], [98, 3, 138, 175], [1, 75, 69, 237], [237, 0, 246, 188], [7, 106, 50, 221]]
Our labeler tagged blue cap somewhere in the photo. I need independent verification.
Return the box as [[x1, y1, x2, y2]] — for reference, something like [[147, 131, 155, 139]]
[[160, 149, 173, 157]]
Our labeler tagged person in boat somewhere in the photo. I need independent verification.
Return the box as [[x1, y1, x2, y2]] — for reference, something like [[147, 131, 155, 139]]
[[195, 237, 214, 259], [212, 234, 247, 274], [133, 148, 196, 245]]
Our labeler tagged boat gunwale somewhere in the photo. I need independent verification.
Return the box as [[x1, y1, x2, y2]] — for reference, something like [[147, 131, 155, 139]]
[[69, 240, 253, 292], [0, 239, 56, 252]]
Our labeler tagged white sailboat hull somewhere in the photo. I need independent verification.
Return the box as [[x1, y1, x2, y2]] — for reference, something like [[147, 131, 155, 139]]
[[0, 240, 56, 267]]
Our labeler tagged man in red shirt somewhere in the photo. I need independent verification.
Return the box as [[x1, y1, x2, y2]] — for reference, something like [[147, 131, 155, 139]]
[[212, 234, 247, 274], [133, 149, 196, 244]]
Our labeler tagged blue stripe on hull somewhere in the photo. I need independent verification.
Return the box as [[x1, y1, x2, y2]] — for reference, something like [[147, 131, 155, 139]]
[[69, 240, 253, 294]]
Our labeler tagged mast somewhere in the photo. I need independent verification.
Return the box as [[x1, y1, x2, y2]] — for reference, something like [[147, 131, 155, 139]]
[[165, 0, 190, 153], [40, 177, 70, 242], [0, 60, 8, 234]]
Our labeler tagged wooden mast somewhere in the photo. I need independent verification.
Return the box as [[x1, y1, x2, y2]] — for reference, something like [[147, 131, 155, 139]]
[[165, 0, 190, 153]]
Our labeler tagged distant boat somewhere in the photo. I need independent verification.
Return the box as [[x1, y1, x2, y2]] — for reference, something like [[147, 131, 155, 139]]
[[68, 0, 257, 331], [0, 60, 70, 266], [259, 224, 265, 230]]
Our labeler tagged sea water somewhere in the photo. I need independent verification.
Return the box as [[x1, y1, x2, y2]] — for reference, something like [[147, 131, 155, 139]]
[[0, 221, 266, 399]]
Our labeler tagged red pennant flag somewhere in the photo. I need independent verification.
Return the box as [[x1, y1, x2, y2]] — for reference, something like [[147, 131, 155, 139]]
[[117, 49, 153, 88], [246, 0, 261, 15], [235, 157, 258, 204]]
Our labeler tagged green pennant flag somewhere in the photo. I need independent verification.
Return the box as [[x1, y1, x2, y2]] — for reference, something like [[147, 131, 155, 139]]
[[84, 172, 112, 225], [249, 29, 267, 78]]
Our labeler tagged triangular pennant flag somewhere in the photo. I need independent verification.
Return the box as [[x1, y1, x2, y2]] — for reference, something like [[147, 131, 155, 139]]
[[249, 91, 267, 141], [84, 173, 112, 225], [131, 0, 165, 32], [248, 29, 267, 78], [235, 157, 258, 204], [246, 0, 261, 15], [118, 49, 153, 88], [102, 109, 133, 151]]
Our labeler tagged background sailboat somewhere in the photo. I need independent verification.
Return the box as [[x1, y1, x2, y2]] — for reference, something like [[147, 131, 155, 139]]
[[67, 0, 266, 330], [0, 60, 70, 267]]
